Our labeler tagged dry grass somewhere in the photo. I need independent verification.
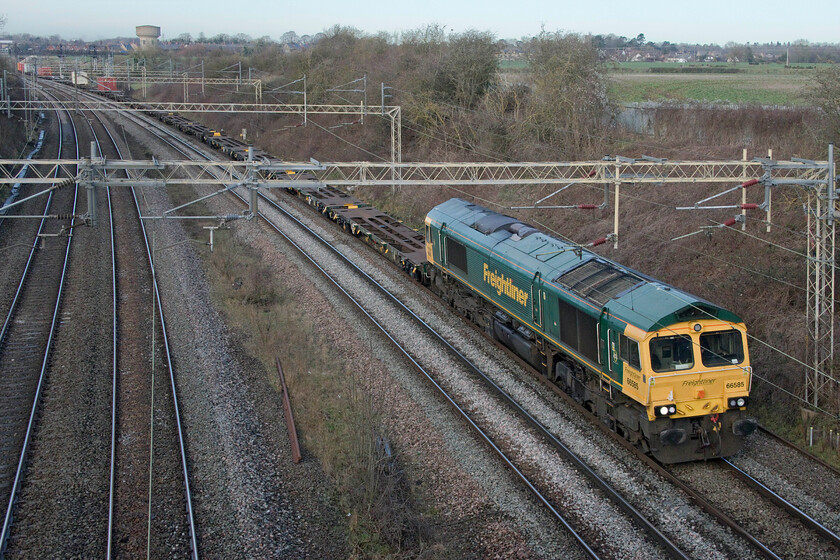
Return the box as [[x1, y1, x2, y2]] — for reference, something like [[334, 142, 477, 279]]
[[165, 183, 437, 556], [209, 233, 435, 556]]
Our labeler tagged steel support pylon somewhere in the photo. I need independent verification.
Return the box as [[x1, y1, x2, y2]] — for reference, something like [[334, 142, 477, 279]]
[[805, 144, 837, 411]]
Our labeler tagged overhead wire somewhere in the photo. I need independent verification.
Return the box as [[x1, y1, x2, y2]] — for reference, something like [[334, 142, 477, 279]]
[[387, 85, 831, 270], [306, 118, 389, 162], [256, 72, 835, 410], [375, 82, 834, 312], [568, 174, 840, 273], [386, 111, 820, 300]]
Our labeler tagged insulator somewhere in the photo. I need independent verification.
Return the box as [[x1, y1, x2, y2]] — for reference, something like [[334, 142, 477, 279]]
[[586, 169, 597, 177], [578, 204, 598, 209], [723, 217, 737, 227], [591, 237, 607, 246], [741, 179, 760, 188], [740, 203, 758, 209]]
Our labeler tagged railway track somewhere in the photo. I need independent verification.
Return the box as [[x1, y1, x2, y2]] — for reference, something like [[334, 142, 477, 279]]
[[721, 458, 840, 547], [130, 116, 705, 555], [92, 108, 197, 559], [668, 458, 840, 559], [501, 350, 837, 560], [28, 83, 839, 558], [74, 88, 339, 556], [0, 81, 196, 558], [248, 185, 699, 558], [756, 424, 840, 477], [0, 89, 80, 556]]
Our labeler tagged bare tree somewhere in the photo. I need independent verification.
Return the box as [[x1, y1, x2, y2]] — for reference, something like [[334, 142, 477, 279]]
[[280, 31, 299, 45], [439, 30, 498, 108], [811, 66, 840, 144], [524, 31, 610, 158]]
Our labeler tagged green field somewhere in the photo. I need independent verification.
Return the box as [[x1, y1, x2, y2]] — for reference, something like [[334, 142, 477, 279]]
[[608, 72, 812, 105], [500, 59, 821, 105], [608, 61, 823, 74]]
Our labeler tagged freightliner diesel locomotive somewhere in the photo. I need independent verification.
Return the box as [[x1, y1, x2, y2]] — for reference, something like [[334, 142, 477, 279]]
[[424, 198, 757, 463]]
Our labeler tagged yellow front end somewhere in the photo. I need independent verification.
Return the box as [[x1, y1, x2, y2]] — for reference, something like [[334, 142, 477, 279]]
[[635, 320, 752, 422]]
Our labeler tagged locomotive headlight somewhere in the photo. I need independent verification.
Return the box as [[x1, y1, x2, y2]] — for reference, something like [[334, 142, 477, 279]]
[[656, 404, 677, 417], [728, 397, 749, 408]]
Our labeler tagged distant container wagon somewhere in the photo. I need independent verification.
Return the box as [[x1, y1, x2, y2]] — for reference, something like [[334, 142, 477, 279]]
[[37, 67, 52, 77], [97, 77, 117, 92], [71, 71, 89, 86]]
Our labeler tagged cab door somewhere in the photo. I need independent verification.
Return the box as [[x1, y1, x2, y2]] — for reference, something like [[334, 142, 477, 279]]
[[437, 223, 447, 265], [531, 271, 543, 328]]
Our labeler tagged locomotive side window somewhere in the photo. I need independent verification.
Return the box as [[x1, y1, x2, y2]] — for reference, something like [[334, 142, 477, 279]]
[[649, 335, 694, 372], [446, 238, 469, 274], [425, 224, 431, 243], [699, 330, 744, 367], [619, 333, 641, 370]]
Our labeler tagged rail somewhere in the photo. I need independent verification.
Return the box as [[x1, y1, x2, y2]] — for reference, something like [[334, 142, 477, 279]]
[[0, 91, 80, 557]]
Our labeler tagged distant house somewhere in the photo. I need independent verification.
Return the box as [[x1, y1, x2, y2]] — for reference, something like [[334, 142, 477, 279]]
[[0, 40, 14, 55]]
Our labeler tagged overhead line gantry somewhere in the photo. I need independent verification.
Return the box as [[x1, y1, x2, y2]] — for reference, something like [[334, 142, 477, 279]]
[[1, 80, 837, 413]]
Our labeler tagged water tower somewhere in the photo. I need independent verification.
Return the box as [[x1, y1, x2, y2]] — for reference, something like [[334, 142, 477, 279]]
[[136, 25, 161, 49]]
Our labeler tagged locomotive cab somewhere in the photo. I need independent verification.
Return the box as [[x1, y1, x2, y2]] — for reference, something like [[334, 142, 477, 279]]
[[635, 321, 757, 461]]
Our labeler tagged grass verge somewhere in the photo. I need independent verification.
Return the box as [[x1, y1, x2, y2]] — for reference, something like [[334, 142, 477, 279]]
[[167, 184, 434, 557]]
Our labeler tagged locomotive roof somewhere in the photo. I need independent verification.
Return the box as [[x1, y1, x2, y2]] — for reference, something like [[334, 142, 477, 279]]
[[427, 198, 743, 332]]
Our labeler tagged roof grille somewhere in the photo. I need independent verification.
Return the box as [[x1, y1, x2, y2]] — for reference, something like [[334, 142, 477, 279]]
[[472, 212, 539, 239], [556, 260, 641, 306]]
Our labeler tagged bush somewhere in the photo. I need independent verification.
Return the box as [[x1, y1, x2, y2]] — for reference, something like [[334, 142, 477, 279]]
[[810, 65, 840, 143]]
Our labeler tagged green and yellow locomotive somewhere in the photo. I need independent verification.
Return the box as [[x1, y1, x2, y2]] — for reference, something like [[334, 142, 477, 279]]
[[425, 198, 757, 463]]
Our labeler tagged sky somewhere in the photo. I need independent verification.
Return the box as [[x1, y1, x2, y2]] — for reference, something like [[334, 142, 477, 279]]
[[3, 0, 839, 45]]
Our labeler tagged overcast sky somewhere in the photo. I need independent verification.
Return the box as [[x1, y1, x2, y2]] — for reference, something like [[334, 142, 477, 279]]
[[3, 0, 838, 44]]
